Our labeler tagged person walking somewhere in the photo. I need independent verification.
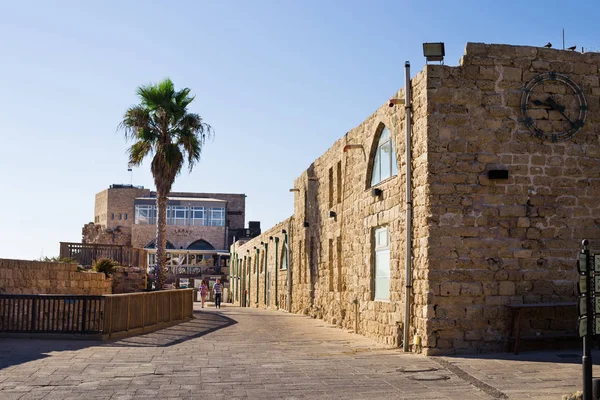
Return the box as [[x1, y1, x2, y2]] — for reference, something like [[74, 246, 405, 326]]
[[213, 279, 222, 309], [199, 281, 208, 308]]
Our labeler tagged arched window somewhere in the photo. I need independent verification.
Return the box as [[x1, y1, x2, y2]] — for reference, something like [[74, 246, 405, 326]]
[[144, 239, 175, 249], [370, 126, 398, 187], [187, 239, 215, 250]]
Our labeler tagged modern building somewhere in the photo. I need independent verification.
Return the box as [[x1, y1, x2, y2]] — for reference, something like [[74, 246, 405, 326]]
[[83, 184, 260, 283], [230, 42, 600, 355]]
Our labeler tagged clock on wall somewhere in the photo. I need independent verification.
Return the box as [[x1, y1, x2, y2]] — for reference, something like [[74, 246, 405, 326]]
[[520, 72, 587, 142]]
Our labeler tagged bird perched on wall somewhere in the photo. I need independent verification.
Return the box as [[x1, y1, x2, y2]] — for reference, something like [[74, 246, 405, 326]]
[[568, 45, 577, 51], [544, 42, 552, 48]]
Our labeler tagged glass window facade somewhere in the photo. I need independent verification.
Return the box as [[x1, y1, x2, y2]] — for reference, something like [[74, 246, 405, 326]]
[[134, 204, 225, 226], [191, 207, 206, 226], [209, 207, 225, 227], [373, 226, 390, 301], [370, 126, 398, 187]]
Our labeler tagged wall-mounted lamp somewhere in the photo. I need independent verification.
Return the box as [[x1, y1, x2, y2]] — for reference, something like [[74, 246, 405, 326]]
[[329, 211, 337, 218], [281, 229, 287, 234], [289, 188, 300, 192], [269, 236, 273, 241], [423, 42, 445, 64], [343, 144, 363, 152], [260, 241, 264, 245], [388, 98, 405, 107], [303, 221, 309, 228], [371, 188, 383, 197], [253, 246, 256, 249]]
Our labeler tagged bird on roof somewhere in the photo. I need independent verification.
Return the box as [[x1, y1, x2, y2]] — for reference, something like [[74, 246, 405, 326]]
[[544, 42, 552, 48], [568, 45, 577, 51]]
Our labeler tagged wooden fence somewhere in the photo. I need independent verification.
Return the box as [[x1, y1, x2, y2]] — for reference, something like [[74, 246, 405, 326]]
[[60, 242, 147, 269], [0, 290, 193, 340], [0, 294, 104, 334], [103, 289, 194, 339]]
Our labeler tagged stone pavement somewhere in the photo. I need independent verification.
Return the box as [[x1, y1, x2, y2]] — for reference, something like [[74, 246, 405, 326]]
[[0, 303, 598, 399]]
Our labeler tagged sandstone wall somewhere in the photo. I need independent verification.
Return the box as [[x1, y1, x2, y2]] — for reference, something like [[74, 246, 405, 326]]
[[230, 219, 292, 310], [0, 258, 112, 295], [111, 266, 147, 293], [422, 43, 600, 354], [230, 69, 429, 347], [229, 42, 600, 354], [82, 222, 132, 246]]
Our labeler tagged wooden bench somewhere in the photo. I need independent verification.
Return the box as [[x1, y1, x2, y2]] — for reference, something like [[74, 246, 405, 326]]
[[506, 302, 577, 354]]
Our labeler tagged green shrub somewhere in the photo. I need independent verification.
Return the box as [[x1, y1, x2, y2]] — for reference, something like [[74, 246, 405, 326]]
[[93, 258, 119, 277]]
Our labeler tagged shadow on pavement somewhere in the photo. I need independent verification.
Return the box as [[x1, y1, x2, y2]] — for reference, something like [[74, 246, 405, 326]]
[[442, 348, 600, 365], [104, 309, 238, 348], [0, 309, 238, 369], [0, 338, 98, 371]]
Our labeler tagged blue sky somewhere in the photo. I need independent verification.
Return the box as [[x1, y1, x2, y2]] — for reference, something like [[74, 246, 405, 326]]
[[0, 0, 597, 260]]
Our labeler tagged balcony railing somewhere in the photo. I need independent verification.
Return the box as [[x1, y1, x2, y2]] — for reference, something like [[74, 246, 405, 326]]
[[60, 242, 147, 268]]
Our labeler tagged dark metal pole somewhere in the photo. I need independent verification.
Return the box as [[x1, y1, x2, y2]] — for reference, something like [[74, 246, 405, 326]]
[[583, 239, 592, 400]]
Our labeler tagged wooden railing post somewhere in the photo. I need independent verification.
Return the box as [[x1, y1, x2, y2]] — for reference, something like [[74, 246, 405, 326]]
[[126, 296, 131, 331], [30, 297, 37, 331], [81, 298, 87, 333]]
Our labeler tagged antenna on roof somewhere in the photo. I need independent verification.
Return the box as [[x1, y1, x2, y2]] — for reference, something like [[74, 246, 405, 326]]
[[562, 28, 565, 50], [127, 163, 133, 185]]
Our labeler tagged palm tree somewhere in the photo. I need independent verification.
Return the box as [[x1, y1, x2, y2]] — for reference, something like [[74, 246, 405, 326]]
[[119, 78, 212, 290]]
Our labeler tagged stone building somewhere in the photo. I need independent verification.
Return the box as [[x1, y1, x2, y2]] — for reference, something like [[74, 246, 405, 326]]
[[83, 185, 260, 284], [230, 42, 600, 354]]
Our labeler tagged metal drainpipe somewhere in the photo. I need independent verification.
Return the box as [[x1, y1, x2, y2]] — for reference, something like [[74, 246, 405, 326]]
[[264, 243, 268, 305], [403, 61, 413, 352], [285, 228, 292, 312], [256, 248, 260, 305], [274, 237, 279, 308]]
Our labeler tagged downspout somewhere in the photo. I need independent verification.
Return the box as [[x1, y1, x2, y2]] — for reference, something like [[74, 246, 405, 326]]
[[403, 61, 413, 352], [256, 248, 260, 305], [285, 226, 292, 312], [245, 255, 249, 307], [274, 237, 279, 308], [264, 243, 268, 306]]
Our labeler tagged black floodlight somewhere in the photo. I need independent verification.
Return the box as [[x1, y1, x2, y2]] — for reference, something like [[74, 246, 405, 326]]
[[423, 42, 445, 63]]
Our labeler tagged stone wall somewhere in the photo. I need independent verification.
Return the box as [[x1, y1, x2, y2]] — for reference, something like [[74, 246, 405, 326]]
[[111, 266, 147, 293], [82, 222, 132, 246], [422, 43, 600, 354], [229, 219, 292, 309], [0, 258, 111, 295], [231, 42, 599, 354]]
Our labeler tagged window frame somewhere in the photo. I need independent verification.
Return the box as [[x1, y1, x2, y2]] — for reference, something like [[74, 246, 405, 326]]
[[370, 126, 398, 187], [373, 226, 391, 302]]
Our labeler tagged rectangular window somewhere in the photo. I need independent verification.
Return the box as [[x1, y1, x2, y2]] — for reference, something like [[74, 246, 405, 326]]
[[119, 213, 122, 220], [210, 207, 225, 227], [328, 167, 334, 209], [135, 205, 154, 224], [191, 207, 206, 226], [374, 227, 390, 301], [336, 161, 342, 204], [328, 238, 334, 292], [280, 240, 288, 270], [336, 236, 342, 292], [111, 213, 114, 220], [124, 213, 128, 220], [172, 206, 188, 226]]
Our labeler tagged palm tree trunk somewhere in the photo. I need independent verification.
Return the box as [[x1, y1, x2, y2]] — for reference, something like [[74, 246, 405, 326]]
[[155, 193, 168, 290]]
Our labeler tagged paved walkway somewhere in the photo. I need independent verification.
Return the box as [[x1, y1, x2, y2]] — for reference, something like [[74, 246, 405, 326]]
[[0, 303, 598, 399]]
